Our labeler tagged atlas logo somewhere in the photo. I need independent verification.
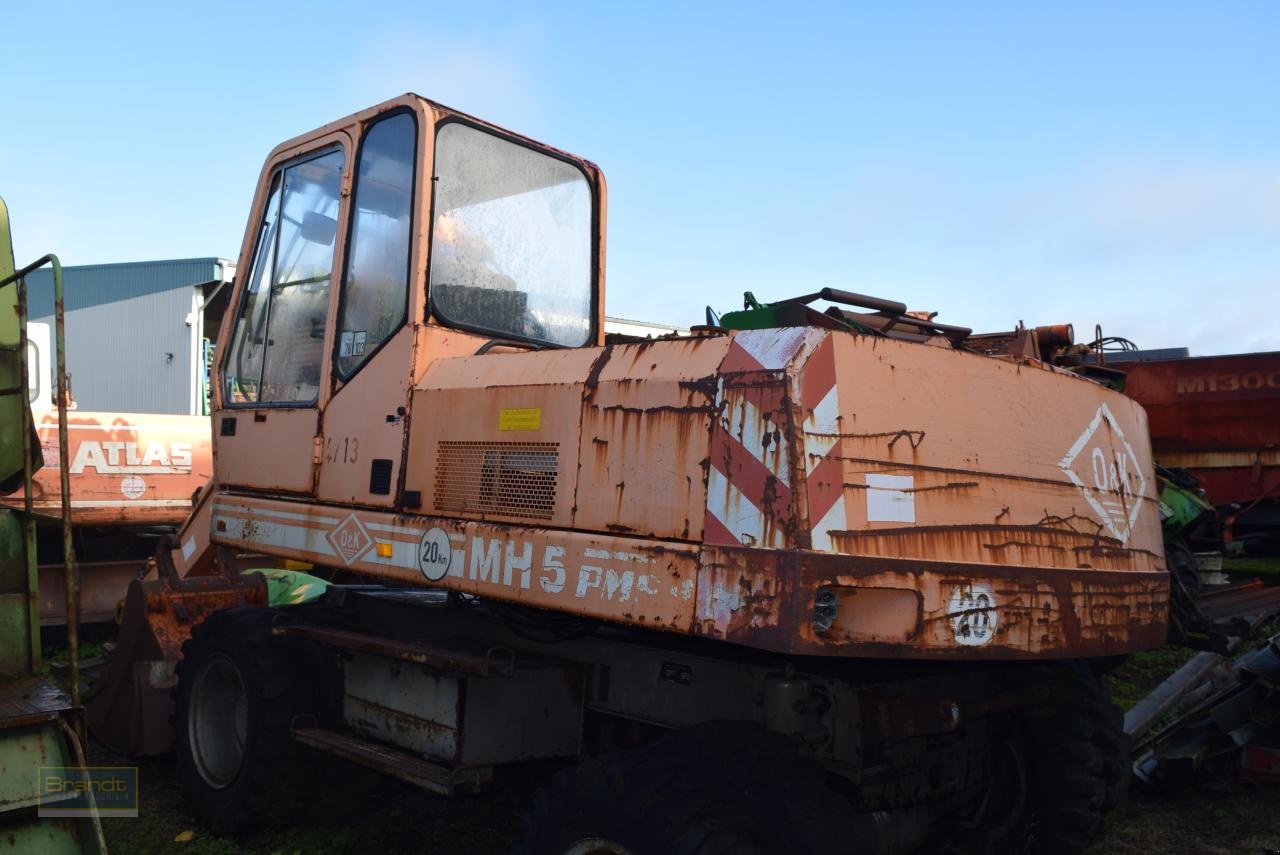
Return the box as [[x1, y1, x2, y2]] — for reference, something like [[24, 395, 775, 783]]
[[69, 441, 194, 475]]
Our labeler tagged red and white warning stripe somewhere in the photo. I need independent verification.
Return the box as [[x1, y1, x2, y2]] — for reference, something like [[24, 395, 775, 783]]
[[799, 334, 845, 552], [704, 328, 826, 548]]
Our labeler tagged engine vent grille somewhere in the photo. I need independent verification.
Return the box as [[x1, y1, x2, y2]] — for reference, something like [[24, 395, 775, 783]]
[[434, 442, 559, 521]]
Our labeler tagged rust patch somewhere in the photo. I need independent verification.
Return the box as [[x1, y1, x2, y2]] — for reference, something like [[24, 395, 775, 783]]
[[808, 429, 926, 450], [582, 344, 614, 399], [597, 403, 717, 417], [1035, 512, 1106, 536], [88, 571, 267, 755], [696, 544, 1168, 660], [842, 480, 980, 493], [830, 454, 1084, 491], [828, 523, 1159, 571]]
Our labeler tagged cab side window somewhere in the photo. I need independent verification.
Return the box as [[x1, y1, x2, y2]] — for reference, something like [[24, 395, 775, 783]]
[[223, 148, 345, 405], [335, 112, 416, 378]]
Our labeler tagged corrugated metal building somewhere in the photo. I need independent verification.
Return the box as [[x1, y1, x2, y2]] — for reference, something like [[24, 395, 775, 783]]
[[26, 258, 233, 414], [23, 256, 682, 416]]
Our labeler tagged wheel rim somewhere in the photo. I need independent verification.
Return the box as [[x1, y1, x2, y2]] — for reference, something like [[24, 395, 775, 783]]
[[188, 652, 249, 788], [980, 736, 1028, 840], [563, 838, 632, 855]]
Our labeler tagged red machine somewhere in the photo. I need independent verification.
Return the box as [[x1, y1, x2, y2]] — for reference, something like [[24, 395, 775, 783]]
[[1122, 351, 1280, 549]]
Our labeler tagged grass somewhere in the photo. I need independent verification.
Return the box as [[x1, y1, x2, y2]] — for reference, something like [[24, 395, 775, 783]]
[[91, 744, 533, 855], [1089, 786, 1280, 854], [1224, 556, 1280, 581], [1096, 655, 1280, 854], [1095, 567, 1280, 855], [1105, 645, 1198, 711], [1103, 555, 1280, 712], [97, 736, 1280, 855], [40, 622, 118, 675], [41, 637, 111, 671]]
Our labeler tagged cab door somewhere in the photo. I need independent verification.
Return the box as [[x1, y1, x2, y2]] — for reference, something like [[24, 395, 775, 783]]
[[315, 110, 420, 508], [215, 143, 348, 493]]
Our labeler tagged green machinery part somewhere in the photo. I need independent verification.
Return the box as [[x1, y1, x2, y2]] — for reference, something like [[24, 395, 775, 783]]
[[0, 196, 107, 854]]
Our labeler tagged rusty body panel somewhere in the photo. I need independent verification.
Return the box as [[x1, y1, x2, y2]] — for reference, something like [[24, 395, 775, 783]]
[[38, 560, 142, 625], [1121, 351, 1280, 507], [179, 93, 1168, 666], [216, 407, 318, 494], [575, 335, 729, 541], [695, 546, 1168, 658], [275, 624, 515, 676], [209, 494, 702, 634], [202, 318, 1168, 659], [0, 409, 209, 525]]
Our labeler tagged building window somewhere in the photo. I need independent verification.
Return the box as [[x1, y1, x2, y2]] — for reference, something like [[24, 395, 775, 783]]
[[335, 111, 416, 378], [26, 339, 41, 405], [223, 148, 345, 405]]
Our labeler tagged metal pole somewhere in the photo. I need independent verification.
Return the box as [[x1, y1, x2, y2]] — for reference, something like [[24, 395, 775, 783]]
[[2, 250, 78, 716], [1, 254, 66, 675], [16, 275, 41, 672], [49, 256, 82, 724], [1124, 650, 1222, 740]]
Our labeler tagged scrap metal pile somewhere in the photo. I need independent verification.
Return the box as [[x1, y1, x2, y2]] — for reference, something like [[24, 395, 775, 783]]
[[1129, 631, 1280, 788]]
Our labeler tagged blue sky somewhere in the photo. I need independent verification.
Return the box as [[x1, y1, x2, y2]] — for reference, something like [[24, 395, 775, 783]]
[[4, 1, 1277, 355]]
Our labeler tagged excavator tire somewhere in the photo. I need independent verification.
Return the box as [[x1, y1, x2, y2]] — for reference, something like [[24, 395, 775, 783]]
[[1166, 538, 1202, 598], [515, 745, 761, 855], [173, 607, 316, 832], [655, 721, 867, 853], [1092, 679, 1130, 817], [987, 667, 1128, 855], [515, 721, 859, 855]]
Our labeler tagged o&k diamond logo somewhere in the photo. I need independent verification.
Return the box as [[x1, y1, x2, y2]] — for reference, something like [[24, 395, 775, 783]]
[[1058, 403, 1148, 543], [326, 513, 373, 565]]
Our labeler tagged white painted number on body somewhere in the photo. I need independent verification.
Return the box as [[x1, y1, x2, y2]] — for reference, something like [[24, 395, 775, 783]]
[[949, 584, 997, 646]]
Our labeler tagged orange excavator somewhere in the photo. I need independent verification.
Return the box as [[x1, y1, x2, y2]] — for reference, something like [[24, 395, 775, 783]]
[[1, 322, 211, 624], [90, 94, 1167, 854]]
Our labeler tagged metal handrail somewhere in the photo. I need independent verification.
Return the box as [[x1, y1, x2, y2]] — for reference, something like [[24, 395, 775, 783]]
[[0, 253, 82, 724]]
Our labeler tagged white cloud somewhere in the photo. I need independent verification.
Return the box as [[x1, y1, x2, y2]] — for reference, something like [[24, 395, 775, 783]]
[[341, 22, 549, 136]]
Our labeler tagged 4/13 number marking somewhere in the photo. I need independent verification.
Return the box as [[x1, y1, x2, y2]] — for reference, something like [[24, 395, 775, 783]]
[[324, 436, 359, 464]]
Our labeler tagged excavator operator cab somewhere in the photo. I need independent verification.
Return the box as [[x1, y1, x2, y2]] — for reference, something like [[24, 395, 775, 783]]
[[212, 94, 606, 505]]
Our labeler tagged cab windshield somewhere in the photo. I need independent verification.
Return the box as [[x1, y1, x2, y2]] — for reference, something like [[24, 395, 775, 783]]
[[428, 123, 593, 347]]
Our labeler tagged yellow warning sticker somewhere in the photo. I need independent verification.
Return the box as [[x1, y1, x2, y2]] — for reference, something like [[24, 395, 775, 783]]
[[498, 407, 542, 431]]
